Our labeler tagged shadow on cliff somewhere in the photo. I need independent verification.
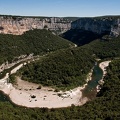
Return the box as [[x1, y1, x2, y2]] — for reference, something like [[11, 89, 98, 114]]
[[61, 29, 110, 46]]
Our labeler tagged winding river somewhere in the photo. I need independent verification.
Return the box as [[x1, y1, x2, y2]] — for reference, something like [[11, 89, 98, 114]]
[[0, 62, 103, 106]]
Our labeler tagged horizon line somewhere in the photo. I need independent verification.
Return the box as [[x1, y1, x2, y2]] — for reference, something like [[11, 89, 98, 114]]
[[0, 14, 120, 18]]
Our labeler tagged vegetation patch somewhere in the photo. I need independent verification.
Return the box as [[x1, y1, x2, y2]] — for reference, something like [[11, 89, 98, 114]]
[[0, 29, 73, 64], [18, 48, 94, 90]]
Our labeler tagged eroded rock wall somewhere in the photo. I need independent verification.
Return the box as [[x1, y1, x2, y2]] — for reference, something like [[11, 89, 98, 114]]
[[0, 16, 120, 36], [71, 17, 120, 36], [0, 16, 71, 35]]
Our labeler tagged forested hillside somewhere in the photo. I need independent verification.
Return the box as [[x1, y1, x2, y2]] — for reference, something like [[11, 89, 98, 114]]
[[19, 48, 95, 90], [0, 29, 73, 64], [83, 36, 120, 59], [17, 35, 120, 90]]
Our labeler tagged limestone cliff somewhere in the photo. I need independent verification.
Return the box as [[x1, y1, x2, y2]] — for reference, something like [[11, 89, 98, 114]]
[[0, 15, 120, 36], [71, 17, 120, 36], [0, 16, 71, 35], [110, 19, 120, 37]]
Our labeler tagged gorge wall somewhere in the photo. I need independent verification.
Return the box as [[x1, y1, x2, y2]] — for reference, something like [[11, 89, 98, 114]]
[[0, 15, 120, 36], [0, 16, 72, 35], [71, 17, 120, 37]]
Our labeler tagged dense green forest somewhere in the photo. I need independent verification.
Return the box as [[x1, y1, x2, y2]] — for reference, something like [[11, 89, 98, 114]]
[[17, 35, 120, 90], [0, 59, 119, 120], [83, 36, 120, 59], [18, 48, 95, 90], [0, 29, 73, 64]]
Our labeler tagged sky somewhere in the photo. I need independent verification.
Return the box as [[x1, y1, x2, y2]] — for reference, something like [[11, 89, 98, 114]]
[[0, 0, 120, 17]]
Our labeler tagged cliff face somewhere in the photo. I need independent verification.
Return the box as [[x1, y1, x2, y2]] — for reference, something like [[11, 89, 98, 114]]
[[71, 17, 120, 36], [0, 16, 120, 36], [0, 16, 71, 35], [110, 19, 120, 36]]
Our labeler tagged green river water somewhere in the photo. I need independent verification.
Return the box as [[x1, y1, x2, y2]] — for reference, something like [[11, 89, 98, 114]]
[[82, 63, 103, 99]]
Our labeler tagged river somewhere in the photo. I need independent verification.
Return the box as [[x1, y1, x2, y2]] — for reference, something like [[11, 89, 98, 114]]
[[82, 63, 103, 100], [0, 62, 103, 105]]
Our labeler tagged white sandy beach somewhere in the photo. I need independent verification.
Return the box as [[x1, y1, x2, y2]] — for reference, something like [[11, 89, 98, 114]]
[[99, 61, 111, 76], [0, 77, 88, 108], [97, 61, 111, 92]]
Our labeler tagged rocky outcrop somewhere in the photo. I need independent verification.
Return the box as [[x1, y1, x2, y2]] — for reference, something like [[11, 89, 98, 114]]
[[0, 54, 33, 72], [110, 19, 120, 37], [0, 16, 71, 35], [71, 17, 120, 36]]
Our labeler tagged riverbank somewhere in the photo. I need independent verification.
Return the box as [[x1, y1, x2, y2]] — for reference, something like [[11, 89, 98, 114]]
[[0, 77, 89, 108], [0, 61, 109, 108], [97, 61, 111, 92], [0, 54, 94, 108]]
